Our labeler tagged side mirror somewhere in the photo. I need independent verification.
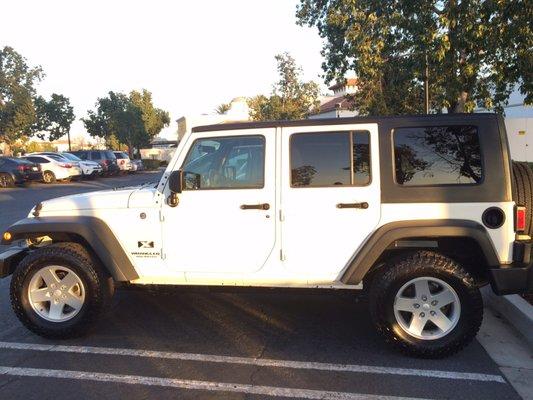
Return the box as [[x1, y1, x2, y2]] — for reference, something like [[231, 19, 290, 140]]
[[168, 170, 184, 194], [167, 170, 183, 207]]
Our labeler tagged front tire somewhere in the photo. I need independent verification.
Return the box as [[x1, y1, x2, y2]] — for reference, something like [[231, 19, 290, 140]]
[[369, 251, 482, 358], [10, 243, 114, 339]]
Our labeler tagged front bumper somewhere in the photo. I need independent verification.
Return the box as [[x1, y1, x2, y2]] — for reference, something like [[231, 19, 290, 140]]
[[489, 241, 533, 295], [0, 246, 28, 278]]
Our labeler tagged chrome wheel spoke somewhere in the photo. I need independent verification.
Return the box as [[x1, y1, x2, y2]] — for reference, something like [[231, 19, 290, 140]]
[[431, 288, 456, 308], [430, 310, 453, 332], [414, 280, 430, 299], [60, 272, 79, 291], [29, 288, 51, 303], [408, 315, 427, 336], [394, 296, 415, 312], [64, 293, 83, 310], [48, 302, 64, 320], [39, 268, 60, 287]]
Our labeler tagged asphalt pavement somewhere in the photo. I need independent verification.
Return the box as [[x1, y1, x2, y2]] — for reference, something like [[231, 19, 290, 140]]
[[0, 173, 523, 399]]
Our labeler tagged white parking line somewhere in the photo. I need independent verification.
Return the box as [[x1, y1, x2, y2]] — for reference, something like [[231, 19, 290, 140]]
[[0, 365, 430, 400], [0, 341, 506, 383]]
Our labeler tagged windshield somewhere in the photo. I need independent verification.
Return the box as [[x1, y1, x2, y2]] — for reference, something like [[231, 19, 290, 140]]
[[62, 153, 82, 161]]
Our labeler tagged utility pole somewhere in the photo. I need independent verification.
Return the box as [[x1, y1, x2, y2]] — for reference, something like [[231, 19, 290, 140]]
[[424, 51, 430, 114], [67, 131, 71, 151]]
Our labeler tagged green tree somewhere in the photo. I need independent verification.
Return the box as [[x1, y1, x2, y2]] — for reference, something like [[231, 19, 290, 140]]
[[0, 46, 44, 144], [215, 102, 231, 114], [82, 89, 170, 156], [296, 0, 532, 114], [248, 53, 320, 121], [33, 94, 75, 144]]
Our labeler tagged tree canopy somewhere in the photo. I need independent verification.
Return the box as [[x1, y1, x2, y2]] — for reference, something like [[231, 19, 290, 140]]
[[33, 94, 75, 141], [82, 89, 170, 154], [297, 0, 532, 114], [248, 53, 320, 121], [0, 46, 75, 145]]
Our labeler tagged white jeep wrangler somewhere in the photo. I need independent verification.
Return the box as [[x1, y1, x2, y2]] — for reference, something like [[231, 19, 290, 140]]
[[2, 114, 532, 358]]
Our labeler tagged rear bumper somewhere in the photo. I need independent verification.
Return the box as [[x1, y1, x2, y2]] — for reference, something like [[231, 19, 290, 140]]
[[489, 241, 533, 295], [13, 171, 42, 183], [0, 246, 28, 278]]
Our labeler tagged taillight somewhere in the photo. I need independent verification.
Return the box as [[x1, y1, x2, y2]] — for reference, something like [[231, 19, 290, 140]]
[[59, 163, 72, 168], [17, 165, 24, 172], [515, 206, 526, 232]]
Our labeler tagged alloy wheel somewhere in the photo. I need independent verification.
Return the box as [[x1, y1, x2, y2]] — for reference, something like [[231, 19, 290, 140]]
[[393, 276, 461, 340], [27, 266, 86, 322]]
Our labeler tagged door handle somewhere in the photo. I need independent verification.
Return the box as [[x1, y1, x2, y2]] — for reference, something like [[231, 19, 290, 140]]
[[240, 203, 270, 210], [336, 202, 369, 209]]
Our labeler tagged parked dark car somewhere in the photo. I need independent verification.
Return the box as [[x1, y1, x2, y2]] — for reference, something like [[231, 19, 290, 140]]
[[0, 157, 42, 188], [69, 150, 119, 176]]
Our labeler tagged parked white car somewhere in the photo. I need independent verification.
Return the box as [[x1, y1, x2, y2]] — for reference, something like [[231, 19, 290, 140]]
[[114, 151, 132, 173], [62, 152, 102, 178], [22, 154, 82, 183]]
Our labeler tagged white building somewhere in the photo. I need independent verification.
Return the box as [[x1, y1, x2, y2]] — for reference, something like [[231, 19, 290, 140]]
[[309, 79, 359, 119], [476, 91, 533, 162]]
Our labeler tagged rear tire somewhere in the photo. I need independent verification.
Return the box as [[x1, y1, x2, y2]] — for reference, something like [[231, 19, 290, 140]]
[[0, 173, 14, 188], [43, 170, 56, 184], [369, 250, 483, 358], [10, 242, 114, 339]]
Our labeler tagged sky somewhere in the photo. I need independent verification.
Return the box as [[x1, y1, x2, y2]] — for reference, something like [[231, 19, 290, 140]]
[[0, 0, 326, 140]]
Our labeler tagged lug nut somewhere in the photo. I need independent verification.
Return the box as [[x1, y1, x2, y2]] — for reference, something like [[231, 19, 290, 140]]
[[413, 303, 420, 309], [61, 285, 66, 290], [430, 311, 436, 316], [421, 295, 427, 301], [431, 300, 438, 306], [420, 312, 425, 318]]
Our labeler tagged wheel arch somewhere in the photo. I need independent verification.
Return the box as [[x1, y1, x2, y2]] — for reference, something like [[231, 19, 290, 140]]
[[341, 219, 500, 285], [2, 216, 138, 282]]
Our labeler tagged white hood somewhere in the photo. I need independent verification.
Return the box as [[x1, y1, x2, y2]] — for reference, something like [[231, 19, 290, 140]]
[[37, 188, 136, 214]]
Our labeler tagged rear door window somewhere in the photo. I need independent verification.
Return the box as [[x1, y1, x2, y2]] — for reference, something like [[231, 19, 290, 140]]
[[290, 131, 371, 187], [394, 125, 482, 186]]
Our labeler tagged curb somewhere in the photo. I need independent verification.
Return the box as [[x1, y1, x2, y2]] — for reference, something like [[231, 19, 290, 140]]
[[482, 286, 533, 349]]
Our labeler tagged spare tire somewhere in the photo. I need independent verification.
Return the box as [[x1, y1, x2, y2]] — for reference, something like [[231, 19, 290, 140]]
[[512, 161, 533, 236]]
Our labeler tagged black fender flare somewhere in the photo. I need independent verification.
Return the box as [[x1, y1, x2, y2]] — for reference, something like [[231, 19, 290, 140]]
[[2, 216, 138, 281], [341, 219, 500, 285]]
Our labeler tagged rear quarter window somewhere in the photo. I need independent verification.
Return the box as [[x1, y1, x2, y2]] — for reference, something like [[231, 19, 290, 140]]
[[393, 125, 482, 186]]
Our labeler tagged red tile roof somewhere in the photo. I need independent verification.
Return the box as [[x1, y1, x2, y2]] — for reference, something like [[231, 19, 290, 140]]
[[318, 95, 355, 113], [328, 78, 358, 91]]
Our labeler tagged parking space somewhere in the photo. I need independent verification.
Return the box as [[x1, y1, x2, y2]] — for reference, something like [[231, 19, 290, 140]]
[[0, 173, 523, 399]]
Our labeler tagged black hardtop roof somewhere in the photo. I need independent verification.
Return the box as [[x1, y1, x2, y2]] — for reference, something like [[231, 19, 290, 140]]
[[192, 113, 501, 133]]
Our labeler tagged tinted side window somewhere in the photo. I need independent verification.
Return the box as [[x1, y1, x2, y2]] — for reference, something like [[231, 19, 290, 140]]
[[181, 135, 265, 189], [353, 131, 371, 185], [91, 151, 102, 160], [394, 125, 482, 186], [26, 156, 49, 163], [290, 131, 371, 187]]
